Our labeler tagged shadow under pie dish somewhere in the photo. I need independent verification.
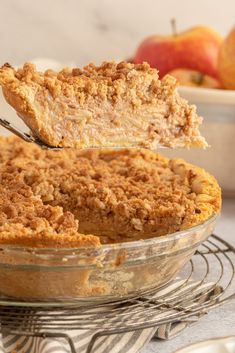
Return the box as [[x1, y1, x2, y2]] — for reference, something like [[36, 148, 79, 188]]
[[0, 136, 221, 303]]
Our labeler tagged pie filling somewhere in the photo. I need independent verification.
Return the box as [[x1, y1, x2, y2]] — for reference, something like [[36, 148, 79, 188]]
[[0, 61, 207, 149], [0, 137, 221, 248]]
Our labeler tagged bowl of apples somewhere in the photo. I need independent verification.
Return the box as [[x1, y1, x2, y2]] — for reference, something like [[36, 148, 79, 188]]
[[132, 21, 235, 195]]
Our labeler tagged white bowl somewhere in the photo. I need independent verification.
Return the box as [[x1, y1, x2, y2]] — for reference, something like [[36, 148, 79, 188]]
[[178, 86, 235, 105], [174, 336, 235, 353], [164, 86, 235, 196]]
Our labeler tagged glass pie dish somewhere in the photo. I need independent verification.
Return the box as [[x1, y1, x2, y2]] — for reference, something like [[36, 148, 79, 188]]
[[0, 214, 217, 307]]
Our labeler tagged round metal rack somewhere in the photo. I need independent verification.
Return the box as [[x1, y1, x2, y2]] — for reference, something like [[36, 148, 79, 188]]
[[0, 234, 234, 353]]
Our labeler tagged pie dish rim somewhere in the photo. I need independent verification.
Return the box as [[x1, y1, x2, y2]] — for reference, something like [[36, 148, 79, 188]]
[[0, 213, 218, 255]]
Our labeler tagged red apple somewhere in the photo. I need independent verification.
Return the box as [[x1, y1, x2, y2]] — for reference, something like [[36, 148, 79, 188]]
[[167, 68, 221, 88], [218, 27, 235, 89], [133, 26, 222, 78]]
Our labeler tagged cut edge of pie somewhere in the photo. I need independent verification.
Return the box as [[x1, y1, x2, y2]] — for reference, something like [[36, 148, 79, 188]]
[[0, 61, 207, 149]]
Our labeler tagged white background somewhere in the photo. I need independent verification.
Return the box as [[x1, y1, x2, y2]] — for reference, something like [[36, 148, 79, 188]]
[[0, 0, 234, 66]]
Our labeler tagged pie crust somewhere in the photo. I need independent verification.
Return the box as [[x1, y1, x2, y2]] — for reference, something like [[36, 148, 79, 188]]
[[0, 62, 207, 149], [0, 136, 221, 248]]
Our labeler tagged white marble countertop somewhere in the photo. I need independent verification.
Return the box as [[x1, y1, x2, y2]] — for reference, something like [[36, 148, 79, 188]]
[[1, 0, 235, 67], [142, 197, 235, 353]]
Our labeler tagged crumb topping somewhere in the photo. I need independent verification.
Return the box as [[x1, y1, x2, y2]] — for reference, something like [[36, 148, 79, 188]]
[[0, 61, 161, 106], [0, 137, 220, 247]]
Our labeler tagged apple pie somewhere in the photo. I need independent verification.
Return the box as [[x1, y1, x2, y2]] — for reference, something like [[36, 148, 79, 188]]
[[0, 61, 207, 149], [0, 136, 220, 248]]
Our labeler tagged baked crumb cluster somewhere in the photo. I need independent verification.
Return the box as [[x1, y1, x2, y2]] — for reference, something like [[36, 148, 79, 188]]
[[0, 137, 221, 248]]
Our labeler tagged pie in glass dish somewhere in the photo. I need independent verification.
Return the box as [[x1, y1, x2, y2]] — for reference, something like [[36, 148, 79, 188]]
[[0, 60, 221, 301], [0, 61, 207, 149]]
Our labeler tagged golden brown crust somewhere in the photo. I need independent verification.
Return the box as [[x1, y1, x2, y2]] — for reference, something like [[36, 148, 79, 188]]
[[0, 62, 207, 149], [0, 136, 220, 248]]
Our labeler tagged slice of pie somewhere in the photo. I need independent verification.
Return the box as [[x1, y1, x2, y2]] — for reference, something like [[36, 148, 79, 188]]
[[0, 61, 207, 149]]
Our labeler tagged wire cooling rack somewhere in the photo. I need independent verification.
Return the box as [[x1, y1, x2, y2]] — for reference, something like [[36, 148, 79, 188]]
[[0, 234, 234, 353]]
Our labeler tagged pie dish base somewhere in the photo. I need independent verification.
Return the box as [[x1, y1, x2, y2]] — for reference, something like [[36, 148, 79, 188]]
[[0, 215, 217, 304]]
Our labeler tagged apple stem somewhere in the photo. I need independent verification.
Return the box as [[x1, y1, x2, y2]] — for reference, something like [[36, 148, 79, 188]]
[[193, 73, 204, 85], [171, 18, 177, 36]]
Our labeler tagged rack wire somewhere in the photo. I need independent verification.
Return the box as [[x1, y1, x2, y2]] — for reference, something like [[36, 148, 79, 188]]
[[0, 234, 234, 353]]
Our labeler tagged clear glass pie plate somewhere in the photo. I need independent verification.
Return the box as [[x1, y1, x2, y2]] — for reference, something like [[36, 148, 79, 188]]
[[0, 215, 217, 307]]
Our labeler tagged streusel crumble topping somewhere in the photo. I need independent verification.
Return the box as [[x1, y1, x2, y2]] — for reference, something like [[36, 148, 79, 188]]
[[0, 137, 220, 247]]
